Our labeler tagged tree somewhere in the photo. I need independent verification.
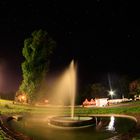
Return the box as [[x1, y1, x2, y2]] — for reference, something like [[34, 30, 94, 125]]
[[17, 30, 56, 103], [76, 84, 91, 104], [116, 75, 130, 98], [129, 80, 140, 98], [90, 83, 107, 98], [77, 83, 107, 104], [107, 74, 130, 98]]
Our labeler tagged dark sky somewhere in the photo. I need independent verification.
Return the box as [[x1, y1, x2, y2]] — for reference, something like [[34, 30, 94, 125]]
[[0, 0, 139, 93]]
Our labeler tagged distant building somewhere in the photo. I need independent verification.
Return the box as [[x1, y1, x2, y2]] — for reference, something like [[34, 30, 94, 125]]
[[95, 98, 108, 107], [82, 98, 96, 107], [82, 98, 108, 107]]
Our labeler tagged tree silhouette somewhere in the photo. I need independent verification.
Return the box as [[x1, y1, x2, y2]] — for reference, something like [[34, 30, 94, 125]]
[[17, 30, 56, 103]]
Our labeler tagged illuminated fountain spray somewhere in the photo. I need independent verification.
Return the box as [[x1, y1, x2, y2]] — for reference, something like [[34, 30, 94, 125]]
[[47, 61, 95, 128], [49, 60, 76, 118], [68, 60, 76, 118]]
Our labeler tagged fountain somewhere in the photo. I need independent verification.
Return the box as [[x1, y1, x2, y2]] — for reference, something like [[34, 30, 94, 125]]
[[69, 60, 76, 119], [48, 60, 96, 128]]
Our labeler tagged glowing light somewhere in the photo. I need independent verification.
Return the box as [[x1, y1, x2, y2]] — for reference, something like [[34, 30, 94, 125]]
[[106, 116, 115, 131], [21, 95, 25, 100], [109, 90, 114, 96], [109, 90, 115, 99]]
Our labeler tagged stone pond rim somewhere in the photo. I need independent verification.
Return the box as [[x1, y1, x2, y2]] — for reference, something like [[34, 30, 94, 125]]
[[48, 116, 96, 128]]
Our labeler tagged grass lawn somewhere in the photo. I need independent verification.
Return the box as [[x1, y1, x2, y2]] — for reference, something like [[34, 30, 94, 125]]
[[1, 99, 140, 139], [1, 99, 140, 115]]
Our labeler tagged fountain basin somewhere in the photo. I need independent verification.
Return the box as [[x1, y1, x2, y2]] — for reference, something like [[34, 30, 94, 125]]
[[1, 115, 137, 140], [48, 116, 96, 128]]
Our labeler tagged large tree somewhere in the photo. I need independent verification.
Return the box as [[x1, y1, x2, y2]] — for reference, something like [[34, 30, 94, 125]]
[[90, 83, 107, 98], [17, 30, 55, 103], [129, 80, 140, 98], [107, 74, 130, 98]]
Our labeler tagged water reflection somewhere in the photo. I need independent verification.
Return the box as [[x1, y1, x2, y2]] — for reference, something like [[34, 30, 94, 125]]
[[9, 116, 136, 140], [106, 116, 115, 131], [96, 117, 103, 130]]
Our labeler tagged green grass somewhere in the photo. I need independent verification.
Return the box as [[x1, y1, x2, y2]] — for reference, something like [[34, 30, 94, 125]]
[[1, 99, 140, 116]]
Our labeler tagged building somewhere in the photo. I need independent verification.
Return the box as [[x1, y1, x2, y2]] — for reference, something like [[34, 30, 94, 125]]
[[83, 98, 108, 107], [95, 98, 108, 107]]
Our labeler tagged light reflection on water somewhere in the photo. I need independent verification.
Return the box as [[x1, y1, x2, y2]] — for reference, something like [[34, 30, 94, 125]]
[[106, 116, 115, 131], [8, 115, 136, 140]]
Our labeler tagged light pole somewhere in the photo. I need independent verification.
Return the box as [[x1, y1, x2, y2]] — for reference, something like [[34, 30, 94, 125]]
[[109, 90, 115, 99]]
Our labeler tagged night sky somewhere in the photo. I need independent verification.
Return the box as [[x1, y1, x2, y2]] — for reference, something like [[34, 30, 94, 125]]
[[0, 0, 140, 93]]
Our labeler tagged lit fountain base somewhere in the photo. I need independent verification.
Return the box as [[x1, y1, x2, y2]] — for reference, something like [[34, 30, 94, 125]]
[[48, 116, 96, 129]]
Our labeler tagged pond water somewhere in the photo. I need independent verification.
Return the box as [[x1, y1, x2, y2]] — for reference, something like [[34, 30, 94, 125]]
[[8, 115, 136, 140]]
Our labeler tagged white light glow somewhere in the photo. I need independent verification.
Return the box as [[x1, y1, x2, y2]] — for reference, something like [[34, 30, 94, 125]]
[[109, 90, 114, 96], [106, 116, 115, 131], [108, 90, 115, 99]]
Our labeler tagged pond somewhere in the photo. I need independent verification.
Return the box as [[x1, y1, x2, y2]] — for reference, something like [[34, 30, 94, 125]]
[[7, 115, 136, 140]]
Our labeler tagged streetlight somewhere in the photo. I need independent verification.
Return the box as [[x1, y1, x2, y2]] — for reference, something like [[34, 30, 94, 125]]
[[109, 90, 115, 99]]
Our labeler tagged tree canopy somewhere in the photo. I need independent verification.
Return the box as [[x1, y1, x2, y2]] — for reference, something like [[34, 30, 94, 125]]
[[17, 30, 56, 103], [90, 83, 107, 98], [129, 79, 140, 97]]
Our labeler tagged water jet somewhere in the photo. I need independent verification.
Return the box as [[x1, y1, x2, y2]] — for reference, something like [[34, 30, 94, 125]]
[[47, 60, 96, 128]]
